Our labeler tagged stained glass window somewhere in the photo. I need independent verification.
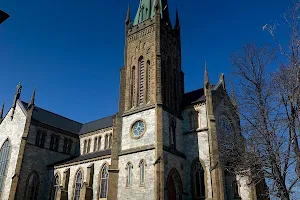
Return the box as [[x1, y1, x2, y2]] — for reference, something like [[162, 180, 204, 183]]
[[53, 175, 59, 200], [0, 140, 10, 194], [132, 120, 145, 138], [26, 172, 39, 200], [74, 170, 82, 200], [126, 163, 133, 186], [192, 161, 205, 198], [100, 164, 109, 198], [140, 160, 145, 185], [219, 116, 232, 136]]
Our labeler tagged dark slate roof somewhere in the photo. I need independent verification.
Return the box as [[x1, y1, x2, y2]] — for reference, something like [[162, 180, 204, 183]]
[[182, 88, 205, 107], [52, 149, 111, 166], [79, 115, 114, 135], [21, 101, 82, 134]]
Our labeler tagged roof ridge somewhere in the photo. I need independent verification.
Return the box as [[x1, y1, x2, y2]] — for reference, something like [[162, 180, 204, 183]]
[[21, 101, 83, 125], [83, 114, 115, 125]]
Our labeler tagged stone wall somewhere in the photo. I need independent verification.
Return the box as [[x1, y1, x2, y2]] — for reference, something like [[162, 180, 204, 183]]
[[121, 108, 155, 151], [183, 129, 213, 199], [162, 110, 184, 153], [0, 101, 26, 200], [117, 149, 155, 200]]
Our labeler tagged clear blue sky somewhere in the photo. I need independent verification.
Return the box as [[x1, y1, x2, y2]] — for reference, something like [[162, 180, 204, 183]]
[[0, 0, 291, 123]]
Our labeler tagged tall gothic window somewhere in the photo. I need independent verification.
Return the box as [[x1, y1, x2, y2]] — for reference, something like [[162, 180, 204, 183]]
[[53, 174, 60, 200], [50, 134, 60, 151], [147, 60, 151, 103], [99, 164, 109, 198], [83, 140, 87, 154], [109, 134, 112, 148], [25, 172, 39, 200], [63, 138, 72, 154], [87, 139, 91, 153], [0, 140, 10, 194], [98, 136, 102, 151], [139, 160, 145, 185], [35, 131, 46, 147], [138, 57, 145, 105], [191, 160, 205, 199], [126, 162, 133, 186], [131, 66, 136, 108], [94, 137, 98, 152], [189, 111, 197, 130], [74, 170, 83, 200]]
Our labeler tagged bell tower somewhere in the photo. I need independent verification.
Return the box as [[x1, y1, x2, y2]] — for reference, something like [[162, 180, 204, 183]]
[[122, 0, 183, 114], [109, 1, 184, 199]]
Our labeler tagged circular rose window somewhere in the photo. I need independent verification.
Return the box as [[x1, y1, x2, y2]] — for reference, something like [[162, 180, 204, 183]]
[[131, 120, 146, 139]]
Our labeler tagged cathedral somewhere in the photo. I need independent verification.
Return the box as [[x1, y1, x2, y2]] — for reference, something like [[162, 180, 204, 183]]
[[0, 0, 266, 200]]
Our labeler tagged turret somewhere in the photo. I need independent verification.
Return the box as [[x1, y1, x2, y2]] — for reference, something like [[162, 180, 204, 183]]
[[11, 82, 22, 120], [175, 8, 180, 36], [125, 4, 131, 29], [0, 102, 4, 122]]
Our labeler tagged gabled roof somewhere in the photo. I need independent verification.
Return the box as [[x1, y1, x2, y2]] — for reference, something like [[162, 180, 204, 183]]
[[21, 101, 82, 134], [21, 101, 114, 135], [79, 115, 114, 135], [182, 88, 205, 107]]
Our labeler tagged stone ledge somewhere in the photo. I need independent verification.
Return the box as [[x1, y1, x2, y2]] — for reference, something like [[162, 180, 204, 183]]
[[118, 144, 155, 156], [183, 127, 208, 135], [163, 146, 186, 159], [122, 104, 156, 117]]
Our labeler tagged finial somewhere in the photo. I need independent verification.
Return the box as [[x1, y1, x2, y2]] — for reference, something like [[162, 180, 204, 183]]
[[17, 82, 22, 94], [28, 87, 36, 109], [155, 0, 160, 11], [126, 4, 131, 25], [204, 61, 209, 85], [0, 102, 4, 119], [219, 73, 225, 90], [175, 7, 180, 27]]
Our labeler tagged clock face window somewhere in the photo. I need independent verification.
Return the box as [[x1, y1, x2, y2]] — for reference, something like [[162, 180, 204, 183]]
[[132, 120, 146, 138]]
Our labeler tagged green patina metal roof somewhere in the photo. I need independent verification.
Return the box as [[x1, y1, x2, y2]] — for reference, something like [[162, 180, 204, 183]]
[[133, 0, 167, 26]]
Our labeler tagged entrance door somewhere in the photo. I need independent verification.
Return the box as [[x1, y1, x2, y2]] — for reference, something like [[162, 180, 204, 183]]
[[168, 176, 176, 200]]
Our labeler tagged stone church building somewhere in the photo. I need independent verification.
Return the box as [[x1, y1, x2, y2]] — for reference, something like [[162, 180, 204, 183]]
[[0, 0, 266, 200]]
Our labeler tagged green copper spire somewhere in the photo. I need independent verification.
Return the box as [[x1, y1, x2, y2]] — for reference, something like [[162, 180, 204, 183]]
[[133, 0, 170, 26]]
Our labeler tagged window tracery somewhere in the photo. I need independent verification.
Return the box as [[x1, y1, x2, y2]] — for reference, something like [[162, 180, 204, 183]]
[[0, 140, 10, 194], [99, 164, 109, 198], [74, 170, 83, 200]]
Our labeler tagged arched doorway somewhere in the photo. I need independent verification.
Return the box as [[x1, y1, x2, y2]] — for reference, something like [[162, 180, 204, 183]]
[[167, 168, 183, 200]]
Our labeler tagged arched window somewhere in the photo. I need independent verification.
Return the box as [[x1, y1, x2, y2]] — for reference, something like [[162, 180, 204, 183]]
[[189, 111, 197, 130], [25, 172, 39, 200], [86, 139, 91, 153], [94, 137, 98, 152], [98, 136, 102, 151], [191, 160, 205, 199], [139, 160, 146, 185], [109, 134, 112, 148], [138, 57, 145, 105], [147, 60, 151, 103], [99, 164, 109, 198], [83, 140, 87, 154], [126, 162, 133, 186], [0, 140, 10, 193], [35, 131, 46, 147], [131, 66, 136, 108], [219, 116, 232, 136], [74, 170, 83, 200], [53, 174, 60, 200], [104, 135, 108, 149]]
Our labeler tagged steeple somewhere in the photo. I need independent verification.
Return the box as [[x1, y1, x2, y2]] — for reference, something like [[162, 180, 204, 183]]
[[11, 82, 22, 120], [28, 87, 36, 110], [133, 0, 171, 26], [0, 102, 4, 120], [204, 61, 209, 87]]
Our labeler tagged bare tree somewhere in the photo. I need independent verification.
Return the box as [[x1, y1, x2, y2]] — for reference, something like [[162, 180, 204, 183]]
[[228, 43, 299, 199], [264, 0, 300, 179]]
